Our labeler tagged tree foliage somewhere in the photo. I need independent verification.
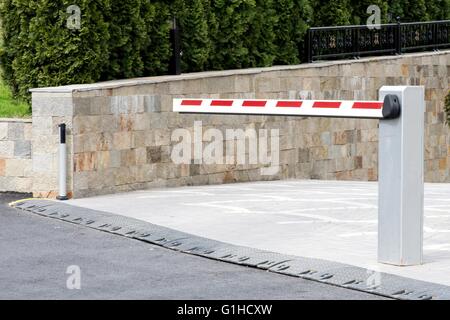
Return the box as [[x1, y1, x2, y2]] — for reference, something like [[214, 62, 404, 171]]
[[388, 0, 429, 22], [425, 0, 450, 20], [0, 0, 448, 101], [0, 0, 110, 100], [175, 0, 211, 72], [273, 0, 312, 65], [311, 0, 352, 26]]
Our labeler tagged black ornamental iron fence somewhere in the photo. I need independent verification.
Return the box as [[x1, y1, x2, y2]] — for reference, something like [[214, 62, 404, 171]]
[[305, 20, 450, 62]]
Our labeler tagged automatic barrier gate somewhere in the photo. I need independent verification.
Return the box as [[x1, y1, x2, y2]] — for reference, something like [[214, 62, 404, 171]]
[[173, 86, 425, 266]]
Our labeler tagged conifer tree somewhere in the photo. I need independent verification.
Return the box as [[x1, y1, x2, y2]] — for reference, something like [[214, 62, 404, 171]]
[[174, 0, 211, 72], [273, 0, 312, 64], [243, 0, 278, 67], [425, 0, 450, 20], [0, 0, 110, 100], [388, 0, 429, 22], [208, 0, 255, 70], [311, 0, 352, 26]]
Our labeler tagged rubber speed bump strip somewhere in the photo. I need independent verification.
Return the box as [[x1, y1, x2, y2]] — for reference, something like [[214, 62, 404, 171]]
[[10, 199, 450, 300]]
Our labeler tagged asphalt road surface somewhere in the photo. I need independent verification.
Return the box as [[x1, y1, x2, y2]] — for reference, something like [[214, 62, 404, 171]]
[[0, 193, 385, 300]]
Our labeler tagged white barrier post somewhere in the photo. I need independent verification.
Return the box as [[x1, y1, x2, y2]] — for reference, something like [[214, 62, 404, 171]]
[[173, 85, 426, 266], [57, 123, 69, 201], [378, 86, 425, 266]]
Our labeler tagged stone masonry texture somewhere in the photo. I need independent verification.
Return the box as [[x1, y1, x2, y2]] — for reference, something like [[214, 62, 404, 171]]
[[25, 51, 450, 198], [0, 119, 32, 193]]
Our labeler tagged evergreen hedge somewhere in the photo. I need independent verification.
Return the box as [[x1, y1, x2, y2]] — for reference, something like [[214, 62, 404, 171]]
[[0, 0, 110, 100], [1, 0, 449, 102], [0, 0, 171, 101]]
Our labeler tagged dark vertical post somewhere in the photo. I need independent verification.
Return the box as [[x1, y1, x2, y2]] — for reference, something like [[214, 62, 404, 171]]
[[395, 16, 402, 55], [433, 22, 438, 51], [355, 28, 360, 58], [305, 28, 312, 63], [169, 17, 181, 75]]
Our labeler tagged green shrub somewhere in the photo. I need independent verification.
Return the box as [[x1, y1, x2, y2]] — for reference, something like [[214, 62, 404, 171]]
[[273, 0, 312, 65], [0, 0, 110, 101], [1, 0, 450, 104], [141, 1, 171, 76], [102, 0, 147, 79], [388, 0, 429, 22], [426, 0, 450, 20], [206, 0, 284, 70], [207, 0, 256, 70], [242, 0, 278, 68], [311, 0, 352, 26], [174, 0, 211, 72]]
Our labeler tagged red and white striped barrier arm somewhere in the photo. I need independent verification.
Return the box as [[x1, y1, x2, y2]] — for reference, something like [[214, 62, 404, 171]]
[[173, 98, 388, 119]]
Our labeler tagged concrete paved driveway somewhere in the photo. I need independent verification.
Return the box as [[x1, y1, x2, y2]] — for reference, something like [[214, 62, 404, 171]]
[[69, 180, 450, 287]]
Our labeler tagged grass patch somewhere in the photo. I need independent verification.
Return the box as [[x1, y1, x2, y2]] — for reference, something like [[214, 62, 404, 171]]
[[0, 78, 30, 118]]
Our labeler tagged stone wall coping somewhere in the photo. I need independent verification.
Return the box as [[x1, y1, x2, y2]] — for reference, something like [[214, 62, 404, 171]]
[[30, 50, 450, 94], [0, 117, 32, 123]]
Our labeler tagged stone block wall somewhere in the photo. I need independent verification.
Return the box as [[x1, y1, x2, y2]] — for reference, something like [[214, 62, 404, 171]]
[[0, 118, 32, 193], [27, 50, 450, 198]]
